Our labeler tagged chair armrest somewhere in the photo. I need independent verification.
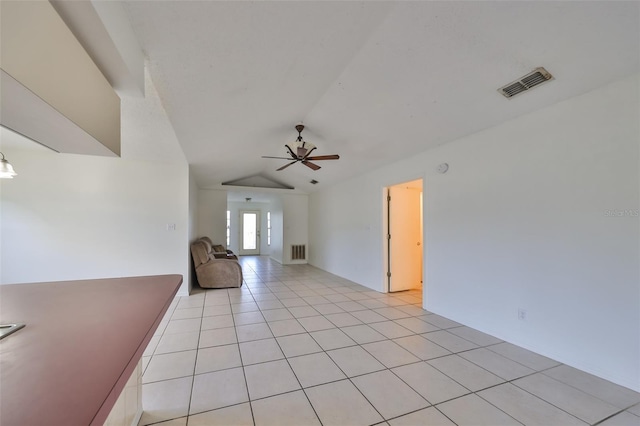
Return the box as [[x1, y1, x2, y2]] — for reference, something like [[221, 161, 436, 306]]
[[196, 259, 243, 288]]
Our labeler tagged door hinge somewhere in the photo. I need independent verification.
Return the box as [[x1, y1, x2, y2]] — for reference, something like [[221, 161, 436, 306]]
[[387, 234, 391, 240], [387, 195, 391, 202], [387, 271, 391, 278]]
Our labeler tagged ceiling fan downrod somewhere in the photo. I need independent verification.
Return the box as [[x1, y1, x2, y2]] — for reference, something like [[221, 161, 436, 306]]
[[295, 123, 305, 147]]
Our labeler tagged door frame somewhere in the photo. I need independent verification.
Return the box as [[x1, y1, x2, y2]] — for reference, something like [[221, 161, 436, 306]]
[[239, 210, 261, 255], [382, 178, 424, 295]]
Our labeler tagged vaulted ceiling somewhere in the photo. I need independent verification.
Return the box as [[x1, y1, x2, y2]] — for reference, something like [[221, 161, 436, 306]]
[[60, 2, 640, 194]]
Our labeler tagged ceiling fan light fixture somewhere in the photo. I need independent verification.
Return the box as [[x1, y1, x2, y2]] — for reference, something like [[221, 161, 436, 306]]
[[0, 152, 17, 179], [287, 140, 316, 154]]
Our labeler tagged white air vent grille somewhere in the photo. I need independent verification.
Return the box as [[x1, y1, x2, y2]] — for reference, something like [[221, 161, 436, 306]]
[[291, 245, 306, 260], [498, 67, 554, 98]]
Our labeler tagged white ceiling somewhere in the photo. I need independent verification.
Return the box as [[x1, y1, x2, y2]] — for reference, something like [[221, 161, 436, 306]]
[[115, 2, 639, 193], [0, 126, 55, 152]]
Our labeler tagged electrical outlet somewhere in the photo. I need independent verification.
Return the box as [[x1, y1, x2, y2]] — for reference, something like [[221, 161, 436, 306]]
[[518, 308, 527, 321], [166, 223, 176, 231]]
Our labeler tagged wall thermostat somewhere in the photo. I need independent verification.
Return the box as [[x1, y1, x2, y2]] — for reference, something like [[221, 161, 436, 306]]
[[437, 163, 449, 174]]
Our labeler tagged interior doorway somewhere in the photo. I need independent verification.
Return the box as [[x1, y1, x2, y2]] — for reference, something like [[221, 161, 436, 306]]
[[239, 210, 260, 255], [385, 179, 423, 297]]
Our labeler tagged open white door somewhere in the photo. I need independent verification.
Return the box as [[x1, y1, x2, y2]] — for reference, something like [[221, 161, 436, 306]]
[[388, 181, 423, 292], [239, 210, 260, 255]]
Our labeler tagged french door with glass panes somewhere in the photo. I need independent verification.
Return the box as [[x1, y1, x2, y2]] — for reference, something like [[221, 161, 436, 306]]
[[239, 210, 260, 255]]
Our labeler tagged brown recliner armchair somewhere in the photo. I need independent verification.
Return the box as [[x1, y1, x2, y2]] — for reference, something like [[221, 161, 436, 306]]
[[190, 240, 243, 288], [199, 237, 238, 260]]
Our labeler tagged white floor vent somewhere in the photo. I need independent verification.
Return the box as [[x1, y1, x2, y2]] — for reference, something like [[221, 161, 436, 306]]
[[498, 67, 554, 98], [291, 245, 306, 260]]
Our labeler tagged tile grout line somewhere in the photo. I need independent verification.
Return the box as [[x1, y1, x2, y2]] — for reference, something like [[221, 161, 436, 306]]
[[247, 261, 404, 424], [251, 267, 555, 425], [252, 276, 431, 424], [591, 407, 639, 426], [244, 262, 324, 425], [538, 368, 640, 413], [192, 297, 446, 422], [182, 294, 207, 426], [228, 282, 257, 426], [142, 295, 198, 426], [506, 370, 621, 425], [145, 257, 638, 426]]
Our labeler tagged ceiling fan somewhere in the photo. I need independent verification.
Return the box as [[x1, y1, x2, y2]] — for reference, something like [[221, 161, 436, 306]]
[[262, 124, 340, 171]]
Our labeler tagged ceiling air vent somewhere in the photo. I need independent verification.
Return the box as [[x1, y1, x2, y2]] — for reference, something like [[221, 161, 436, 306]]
[[498, 67, 554, 98]]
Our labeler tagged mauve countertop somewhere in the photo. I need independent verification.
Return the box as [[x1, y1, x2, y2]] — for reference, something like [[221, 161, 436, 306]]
[[0, 275, 183, 426]]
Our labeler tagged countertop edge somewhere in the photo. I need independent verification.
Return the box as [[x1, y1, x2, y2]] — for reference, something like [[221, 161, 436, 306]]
[[91, 275, 183, 426]]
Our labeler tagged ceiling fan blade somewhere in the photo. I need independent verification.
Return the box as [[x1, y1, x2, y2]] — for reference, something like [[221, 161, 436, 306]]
[[305, 154, 340, 161], [262, 156, 293, 160], [302, 160, 321, 171], [285, 144, 298, 160], [277, 160, 298, 171]]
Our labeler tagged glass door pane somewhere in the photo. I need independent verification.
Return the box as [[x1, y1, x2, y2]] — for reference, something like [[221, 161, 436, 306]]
[[242, 212, 257, 250], [239, 210, 260, 255]]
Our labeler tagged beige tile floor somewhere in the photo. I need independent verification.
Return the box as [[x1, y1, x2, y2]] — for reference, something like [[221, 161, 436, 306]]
[[139, 256, 640, 426]]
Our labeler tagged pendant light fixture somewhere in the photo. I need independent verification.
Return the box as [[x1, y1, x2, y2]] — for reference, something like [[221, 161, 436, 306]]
[[0, 152, 17, 178]]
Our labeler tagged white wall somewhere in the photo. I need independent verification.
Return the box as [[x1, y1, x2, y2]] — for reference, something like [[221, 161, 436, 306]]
[[281, 194, 309, 264], [196, 189, 227, 244], [310, 173, 415, 288], [269, 197, 284, 263], [0, 145, 191, 295], [187, 168, 199, 294], [309, 74, 640, 391]]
